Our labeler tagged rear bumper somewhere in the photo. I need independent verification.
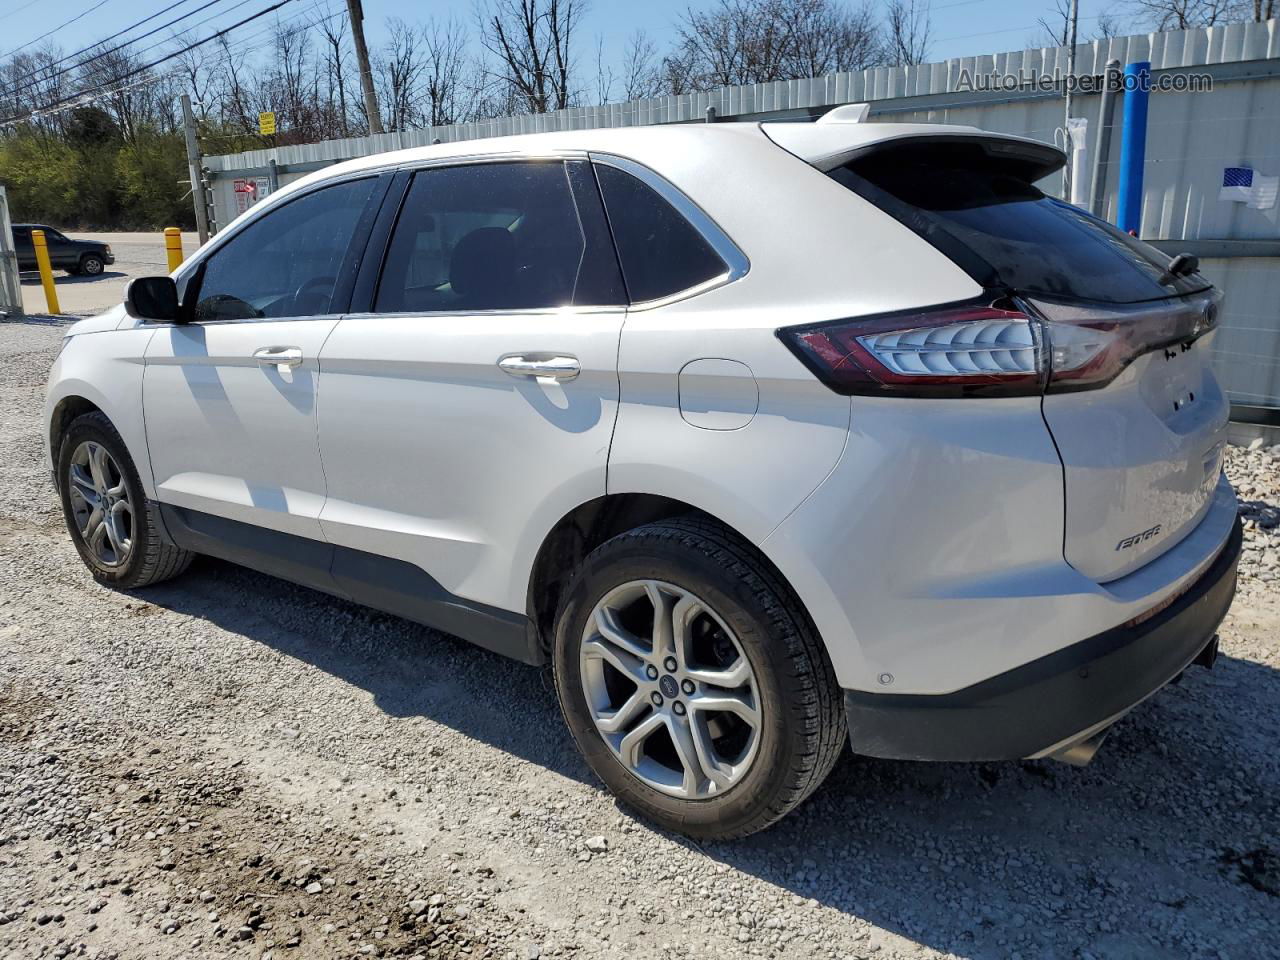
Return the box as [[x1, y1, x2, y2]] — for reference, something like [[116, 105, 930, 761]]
[[843, 516, 1242, 761]]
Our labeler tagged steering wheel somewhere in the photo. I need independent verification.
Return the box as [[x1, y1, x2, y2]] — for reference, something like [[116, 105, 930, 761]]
[[292, 276, 335, 315]]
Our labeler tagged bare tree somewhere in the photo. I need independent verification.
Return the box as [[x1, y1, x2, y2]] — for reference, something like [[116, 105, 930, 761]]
[[77, 45, 175, 141], [213, 34, 257, 135], [885, 0, 931, 66], [478, 0, 585, 114], [171, 33, 216, 121], [1035, 0, 1129, 46], [781, 0, 881, 77], [1125, 0, 1251, 28], [1095, 11, 1126, 36], [663, 0, 882, 94], [421, 18, 473, 125], [267, 21, 323, 140], [619, 29, 663, 101], [377, 18, 427, 130], [593, 35, 613, 103], [0, 46, 72, 134], [1037, 0, 1074, 45], [317, 12, 353, 136], [1255, 0, 1277, 20]]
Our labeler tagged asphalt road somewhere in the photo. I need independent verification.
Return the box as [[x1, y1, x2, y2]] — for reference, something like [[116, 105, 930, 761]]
[[19, 231, 199, 317]]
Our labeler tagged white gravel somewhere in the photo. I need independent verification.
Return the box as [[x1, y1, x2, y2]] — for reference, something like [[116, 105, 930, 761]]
[[1, 317, 1278, 960]]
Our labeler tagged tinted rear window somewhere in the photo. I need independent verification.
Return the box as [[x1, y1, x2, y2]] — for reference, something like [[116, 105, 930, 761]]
[[595, 163, 727, 302], [832, 141, 1209, 304]]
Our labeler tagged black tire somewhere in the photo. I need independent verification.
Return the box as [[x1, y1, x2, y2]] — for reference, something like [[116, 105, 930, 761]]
[[57, 411, 193, 589], [78, 253, 104, 276], [552, 516, 845, 839]]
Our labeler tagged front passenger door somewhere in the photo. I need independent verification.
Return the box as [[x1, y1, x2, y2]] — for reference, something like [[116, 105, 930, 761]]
[[143, 176, 382, 545]]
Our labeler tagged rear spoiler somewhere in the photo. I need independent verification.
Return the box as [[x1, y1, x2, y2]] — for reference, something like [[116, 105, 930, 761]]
[[763, 123, 1066, 181]]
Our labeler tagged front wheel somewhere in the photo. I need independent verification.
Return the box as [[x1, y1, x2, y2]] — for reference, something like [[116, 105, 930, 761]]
[[553, 517, 845, 839], [78, 253, 105, 276], [57, 412, 192, 589]]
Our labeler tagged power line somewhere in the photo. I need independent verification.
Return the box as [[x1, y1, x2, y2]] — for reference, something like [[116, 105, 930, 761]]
[[0, 0, 241, 99], [1, 0, 115, 62], [4, 0, 338, 129], [0, 0, 296, 125], [0, 0, 41, 24], [6, 0, 200, 72], [935, 14, 1107, 46]]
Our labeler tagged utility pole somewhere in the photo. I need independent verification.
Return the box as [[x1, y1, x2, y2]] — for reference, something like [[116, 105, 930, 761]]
[[346, 0, 383, 135], [181, 94, 211, 245], [1062, 0, 1080, 200]]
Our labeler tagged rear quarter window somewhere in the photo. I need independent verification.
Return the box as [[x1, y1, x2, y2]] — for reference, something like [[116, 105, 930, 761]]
[[594, 163, 728, 303], [832, 141, 1209, 305]]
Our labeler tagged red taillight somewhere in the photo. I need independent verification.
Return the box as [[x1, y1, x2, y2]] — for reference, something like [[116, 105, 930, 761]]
[[778, 301, 1044, 398], [778, 290, 1220, 398], [1034, 290, 1221, 393]]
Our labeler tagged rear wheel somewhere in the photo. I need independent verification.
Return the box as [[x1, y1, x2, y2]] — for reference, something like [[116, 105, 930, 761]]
[[552, 517, 844, 839], [57, 412, 192, 589], [78, 253, 104, 276]]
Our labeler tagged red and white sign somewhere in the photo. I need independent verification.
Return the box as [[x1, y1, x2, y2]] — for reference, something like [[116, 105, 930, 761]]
[[233, 179, 257, 194]]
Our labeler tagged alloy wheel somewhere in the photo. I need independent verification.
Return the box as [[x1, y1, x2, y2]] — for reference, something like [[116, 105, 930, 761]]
[[579, 579, 762, 799], [67, 440, 133, 568]]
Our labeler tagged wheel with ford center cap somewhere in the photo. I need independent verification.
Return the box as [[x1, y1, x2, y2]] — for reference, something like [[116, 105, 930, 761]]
[[57, 411, 192, 589], [553, 516, 844, 839]]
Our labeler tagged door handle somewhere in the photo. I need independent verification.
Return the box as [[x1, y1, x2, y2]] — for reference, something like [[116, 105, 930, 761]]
[[253, 346, 303, 368], [498, 355, 581, 381]]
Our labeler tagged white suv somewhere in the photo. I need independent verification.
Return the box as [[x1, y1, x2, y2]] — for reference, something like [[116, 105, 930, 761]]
[[46, 118, 1241, 838]]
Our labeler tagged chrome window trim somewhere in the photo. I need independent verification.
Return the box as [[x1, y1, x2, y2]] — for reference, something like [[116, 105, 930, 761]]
[[342, 305, 628, 321], [588, 152, 750, 310], [393, 149, 590, 172]]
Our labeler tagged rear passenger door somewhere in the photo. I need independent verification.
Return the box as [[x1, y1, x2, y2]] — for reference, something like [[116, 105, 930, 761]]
[[315, 159, 627, 641]]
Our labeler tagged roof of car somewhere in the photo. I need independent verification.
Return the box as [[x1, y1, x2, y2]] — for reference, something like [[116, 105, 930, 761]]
[[303, 120, 1057, 183]]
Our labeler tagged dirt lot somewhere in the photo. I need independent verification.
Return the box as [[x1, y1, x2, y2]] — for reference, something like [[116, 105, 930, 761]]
[[1, 316, 1278, 960], [19, 233, 199, 318]]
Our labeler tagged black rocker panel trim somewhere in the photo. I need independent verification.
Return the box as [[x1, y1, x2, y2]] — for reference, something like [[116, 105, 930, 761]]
[[157, 503, 540, 665]]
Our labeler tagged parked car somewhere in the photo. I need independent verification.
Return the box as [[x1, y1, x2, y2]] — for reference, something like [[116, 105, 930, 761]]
[[12, 224, 113, 276], [44, 117, 1240, 839]]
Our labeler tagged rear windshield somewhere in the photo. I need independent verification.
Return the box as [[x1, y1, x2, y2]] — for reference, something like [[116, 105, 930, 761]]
[[831, 141, 1210, 304]]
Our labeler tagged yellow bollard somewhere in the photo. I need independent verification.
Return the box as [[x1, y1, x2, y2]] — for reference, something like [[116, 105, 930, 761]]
[[164, 227, 184, 271], [31, 229, 60, 315]]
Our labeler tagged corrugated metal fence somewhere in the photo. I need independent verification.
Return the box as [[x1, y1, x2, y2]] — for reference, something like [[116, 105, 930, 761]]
[[206, 21, 1280, 414]]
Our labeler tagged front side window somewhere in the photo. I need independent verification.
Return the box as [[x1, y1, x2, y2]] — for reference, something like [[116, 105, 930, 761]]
[[193, 177, 376, 323], [594, 163, 728, 303], [375, 161, 594, 314]]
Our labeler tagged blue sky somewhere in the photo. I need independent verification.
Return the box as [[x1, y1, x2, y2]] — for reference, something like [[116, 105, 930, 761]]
[[6, 0, 1129, 98]]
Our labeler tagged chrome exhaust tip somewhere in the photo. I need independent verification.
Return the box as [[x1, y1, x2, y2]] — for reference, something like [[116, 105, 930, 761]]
[[1048, 730, 1108, 767]]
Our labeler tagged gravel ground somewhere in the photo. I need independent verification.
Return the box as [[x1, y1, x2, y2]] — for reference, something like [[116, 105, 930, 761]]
[[1, 316, 1278, 960]]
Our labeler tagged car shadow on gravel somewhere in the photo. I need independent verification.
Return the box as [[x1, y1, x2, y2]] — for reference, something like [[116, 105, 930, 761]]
[[142, 556, 1280, 960]]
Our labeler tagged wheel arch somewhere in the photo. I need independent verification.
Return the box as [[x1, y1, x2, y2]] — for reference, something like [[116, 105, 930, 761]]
[[525, 493, 815, 658], [49, 395, 106, 489]]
